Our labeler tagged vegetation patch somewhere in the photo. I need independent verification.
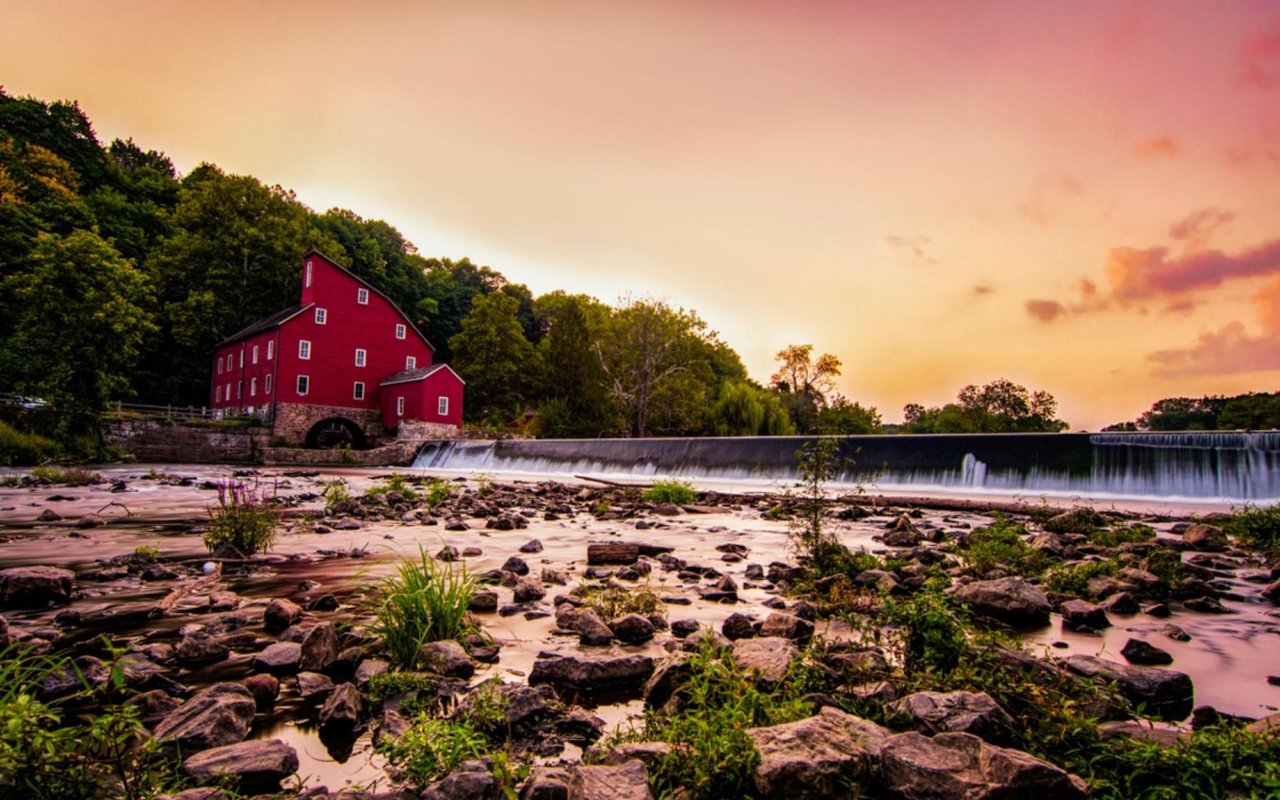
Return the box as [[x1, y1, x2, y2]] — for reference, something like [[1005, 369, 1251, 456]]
[[571, 583, 663, 619], [366, 472, 421, 502], [0, 421, 59, 466], [201, 479, 280, 555], [376, 715, 489, 786], [1090, 524, 1156, 548], [960, 515, 1051, 577], [371, 547, 477, 668], [29, 465, 100, 486], [1045, 559, 1119, 596], [1222, 503, 1280, 555], [643, 479, 697, 505]]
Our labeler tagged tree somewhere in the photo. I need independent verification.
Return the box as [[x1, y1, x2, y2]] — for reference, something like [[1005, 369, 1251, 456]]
[[901, 379, 1067, 433], [706, 380, 795, 436], [449, 292, 536, 424], [817, 394, 882, 434], [533, 296, 615, 436], [770, 344, 842, 432], [0, 231, 155, 441]]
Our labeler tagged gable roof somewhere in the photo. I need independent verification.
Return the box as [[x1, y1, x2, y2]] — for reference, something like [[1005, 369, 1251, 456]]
[[379, 363, 466, 387], [217, 304, 313, 348], [302, 249, 437, 352]]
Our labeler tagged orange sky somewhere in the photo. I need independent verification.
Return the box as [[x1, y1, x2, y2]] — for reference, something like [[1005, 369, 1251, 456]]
[[3, 0, 1279, 429]]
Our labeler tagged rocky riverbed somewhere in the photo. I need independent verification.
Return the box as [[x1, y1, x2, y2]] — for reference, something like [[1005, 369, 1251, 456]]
[[1, 464, 1278, 799]]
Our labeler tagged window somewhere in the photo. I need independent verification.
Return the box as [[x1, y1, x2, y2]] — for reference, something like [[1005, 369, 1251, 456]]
[[396, 396, 405, 416], [297, 375, 309, 395], [239, 350, 244, 368], [216, 385, 222, 402], [237, 381, 243, 399], [357, 288, 369, 305], [353, 381, 365, 400], [250, 377, 257, 397], [217, 358, 223, 375], [438, 396, 449, 416], [305, 260, 313, 287], [226, 383, 231, 401], [405, 356, 416, 369], [355, 348, 366, 367], [252, 345, 259, 364], [395, 323, 406, 339], [265, 374, 272, 394], [298, 340, 311, 360], [315, 308, 327, 325], [267, 341, 274, 360]]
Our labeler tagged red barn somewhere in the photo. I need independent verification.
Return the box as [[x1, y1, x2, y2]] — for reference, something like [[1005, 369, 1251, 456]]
[[210, 250, 464, 447]]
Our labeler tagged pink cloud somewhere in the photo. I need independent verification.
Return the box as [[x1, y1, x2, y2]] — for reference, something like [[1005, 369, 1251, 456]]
[[1167, 207, 1234, 252], [1025, 299, 1066, 323], [1239, 23, 1280, 89], [1104, 239, 1280, 301], [1134, 135, 1180, 159], [1147, 278, 1280, 376]]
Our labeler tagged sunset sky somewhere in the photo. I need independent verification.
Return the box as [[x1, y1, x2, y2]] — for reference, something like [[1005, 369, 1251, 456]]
[[3, 1, 1279, 429]]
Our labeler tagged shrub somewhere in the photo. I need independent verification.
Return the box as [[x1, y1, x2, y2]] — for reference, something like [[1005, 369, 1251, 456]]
[[202, 479, 280, 555], [1045, 559, 1118, 596], [375, 715, 488, 786], [885, 581, 968, 675], [322, 479, 352, 514], [1222, 504, 1280, 554], [1090, 524, 1156, 548], [29, 465, 100, 486], [372, 547, 477, 668], [425, 479, 452, 509], [643, 479, 697, 505], [962, 515, 1051, 577], [571, 583, 663, 619], [367, 472, 420, 502], [0, 421, 58, 466], [788, 437, 850, 576]]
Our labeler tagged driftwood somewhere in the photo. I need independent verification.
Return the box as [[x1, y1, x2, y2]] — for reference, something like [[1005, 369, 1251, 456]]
[[574, 474, 651, 488], [149, 563, 222, 618], [587, 542, 640, 565], [95, 500, 132, 516]]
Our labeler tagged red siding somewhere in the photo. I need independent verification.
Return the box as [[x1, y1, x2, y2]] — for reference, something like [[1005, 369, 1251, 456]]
[[381, 368, 465, 429]]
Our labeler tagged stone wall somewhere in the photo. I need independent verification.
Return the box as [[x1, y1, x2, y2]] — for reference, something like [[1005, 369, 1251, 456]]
[[393, 419, 462, 442], [107, 418, 273, 464], [272, 402, 385, 445], [261, 440, 419, 466]]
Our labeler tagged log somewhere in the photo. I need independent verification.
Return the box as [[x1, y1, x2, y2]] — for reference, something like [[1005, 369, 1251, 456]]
[[587, 543, 640, 565], [149, 564, 222, 618]]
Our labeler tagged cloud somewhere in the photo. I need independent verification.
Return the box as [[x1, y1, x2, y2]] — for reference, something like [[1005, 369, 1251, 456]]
[[1239, 22, 1280, 89], [1134, 135, 1180, 159], [1147, 277, 1280, 376], [1168, 207, 1234, 252], [1025, 299, 1066, 323], [885, 235, 935, 265], [971, 284, 994, 297], [1104, 238, 1280, 301]]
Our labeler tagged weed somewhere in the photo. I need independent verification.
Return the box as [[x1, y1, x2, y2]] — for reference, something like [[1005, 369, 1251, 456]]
[[367, 473, 420, 502], [0, 421, 59, 466], [643, 479, 697, 505], [592, 500, 612, 516], [1222, 503, 1280, 555], [1141, 548, 1187, 586], [371, 547, 477, 668], [1045, 559, 1119, 596], [488, 751, 529, 800], [571, 583, 663, 619], [375, 715, 488, 786], [363, 670, 440, 704], [30, 465, 100, 486], [961, 514, 1051, 577], [425, 479, 452, 509], [133, 545, 159, 560], [322, 479, 352, 514], [460, 681, 510, 735], [788, 437, 850, 576], [884, 580, 968, 676], [1090, 524, 1156, 548], [0, 475, 20, 488], [201, 479, 279, 555]]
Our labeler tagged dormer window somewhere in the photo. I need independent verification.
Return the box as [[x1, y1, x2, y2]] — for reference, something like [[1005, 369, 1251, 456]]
[[395, 324, 406, 340], [298, 340, 311, 360], [357, 288, 369, 305], [406, 356, 416, 369], [315, 308, 327, 325]]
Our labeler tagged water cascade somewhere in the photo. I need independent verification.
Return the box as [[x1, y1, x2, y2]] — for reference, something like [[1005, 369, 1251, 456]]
[[412, 431, 1280, 502]]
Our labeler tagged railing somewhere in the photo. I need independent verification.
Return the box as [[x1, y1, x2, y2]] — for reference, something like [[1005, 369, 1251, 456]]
[[109, 401, 274, 425]]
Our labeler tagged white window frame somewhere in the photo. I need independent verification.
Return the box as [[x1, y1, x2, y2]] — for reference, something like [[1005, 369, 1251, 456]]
[[315, 308, 327, 325], [238, 350, 244, 368], [405, 355, 416, 369], [226, 383, 231, 400], [353, 381, 365, 401], [237, 381, 243, 399], [395, 323, 406, 340], [267, 341, 274, 360], [396, 396, 405, 416], [298, 340, 311, 360], [250, 377, 257, 397], [216, 385, 222, 402], [296, 375, 309, 396], [217, 358, 223, 375], [357, 288, 369, 305], [265, 374, 272, 394], [355, 348, 367, 367], [305, 260, 313, 287], [438, 396, 449, 416], [252, 345, 259, 364]]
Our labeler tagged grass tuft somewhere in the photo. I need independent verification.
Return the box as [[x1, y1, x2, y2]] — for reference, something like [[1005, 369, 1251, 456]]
[[372, 547, 477, 668]]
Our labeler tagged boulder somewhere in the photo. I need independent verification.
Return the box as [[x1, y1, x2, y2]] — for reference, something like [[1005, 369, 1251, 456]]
[[513, 575, 546, 603], [721, 612, 757, 640], [570, 760, 653, 800], [241, 674, 279, 709], [1060, 599, 1111, 632], [1120, 638, 1174, 666], [127, 689, 184, 728], [175, 631, 230, 665], [644, 655, 692, 710], [529, 653, 655, 694], [559, 605, 615, 646], [597, 741, 674, 768], [1183, 523, 1228, 552], [0, 566, 75, 607], [420, 639, 475, 679], [295, 671, 334, 704], [522, 765, 572, 800], [731, 637, 798, 684], [262, 598, 302, 633], [747, 707, 889, 798], [610, 614, 656, 645], [952, 577, 1051, 628], [154, 683, 256, 752], [1043, 508, 1102, 534], [887, 691, 1016, 744], [182, 739, 298, 793], [1066, 655, 1193, 720], [502, 556, 530, 575], [469, 589, 499, 613], [421, 758, 498, 800], [758, 612, 814, 642], [298, 622, 339, 672], [319, 682, 361, 733], [883, 515, 924, 547], [252, 641, 302, 676], [587, 543, 640, 565], [354, 658, 389, 688], [880, 732, 1086, 800]]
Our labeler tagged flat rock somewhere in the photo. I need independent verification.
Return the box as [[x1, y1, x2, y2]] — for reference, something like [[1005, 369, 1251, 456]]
[[953, 577, 1051, 628], [1121, 638, 1174, 666], [887, 691, 1016, 744], [1066, 655, 1193, 721], [155, 683, 256, 752], [295, 671, 334, 703], [420, 639, 475, 678], [758, 611, 814, 641], [1060, 599, 1111, 632], [529, 653, 655, 694], [252, 641, 302, 676], [731, 637, 797, 684], [880, 731, 1086, 800], [587, 543, 640, 565], [570, 760, 653, 800], [0, 565, 75, 607], [748, 707, 889, 798], [182, 738, 298, 793], [1183, 523, 1228, 552]]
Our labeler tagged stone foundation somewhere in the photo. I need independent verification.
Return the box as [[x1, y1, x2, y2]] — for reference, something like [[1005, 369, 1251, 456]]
[[107, 418, 273, 464], [262, 441, 418, 467], [394, 419, 462, 442], [271, 403, 385, 446]]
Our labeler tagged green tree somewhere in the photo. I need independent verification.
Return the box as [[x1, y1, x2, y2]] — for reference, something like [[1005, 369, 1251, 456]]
[[449, 292, 537, 424], [770, 344, 842, 433], [706, 380, 795, 436], [534, 295, 615, 436], [901, 379, 1067, 433], [817, 394, 881, 434], [1, 231, 156, 442]]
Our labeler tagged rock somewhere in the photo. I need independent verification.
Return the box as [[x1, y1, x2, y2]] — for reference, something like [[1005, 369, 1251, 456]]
[[1183, 595, 1228, 613], [503, 556, 530, 575], [721, 612, 756, 640], [652, 503, 681, 516], [514, 575, 546, 603], [682, 628, 730, 653], [643, 655, 692, 710], [1102, 591, 1141, 615], [319, 682, 361, 733], [887, 691, 1016, 744], [296, 671, 335, 703], [155, 683, 256, 752], [252, 641, 302, 675], [127, 689, 184, 728], [469, 589, 499, 613], [587, 543, 640, 565], [522, 765, 572, 800], [748, 707, 889, 798], [529, 653, 655, 694], [422, 758, 498, 800], [670, 618, 699, 638], [1028, 532, 1064, 557], [731, 637, 797, 684], [1161, 623, 1192, 642], [0, 565, 75, 607], [880, 732, 1086, 800], [1261, 579, 1280, 604], [1066, 655, 1194, 720], [952, 577, 1051, 628], [1143, 602, 1172, 618], [521, 539, 544, 553], [175, 631, 230, 665], [436, 545, 461, 562], [598, 742, 674, 768], [883, 515, 924, 547], [182, 738, 298, 793], [570, 760, 653, 800], [421, 639, 475, 679], [310, 592, 339, 611], [1121, 638, 1174, 665], [241, 674, 279, 709], [558, 605, 615, 646], [1060, 599, 1111, 632], [74, 513, 106, 529], [1183, 523, 1228, 552], [333, 516, 362, 530], [54, 608, 80, 627], [298, 622, 339, 672], [37, 508, 63, 522], [758, 612, 814, 642], [354, 658, 389, 688], [1043, 508, 1102, 534], [610, 614, 656, 644]]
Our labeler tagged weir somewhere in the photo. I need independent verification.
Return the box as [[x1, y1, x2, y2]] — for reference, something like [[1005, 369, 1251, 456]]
[[412, 431, 1280, 502]]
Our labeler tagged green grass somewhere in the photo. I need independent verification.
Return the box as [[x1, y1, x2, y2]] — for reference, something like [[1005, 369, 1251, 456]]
[[1045, 559, 1119, 596], [366, 472, 420, 502], [1222, 503, 1280, 554], [644, 479, 697, 505], [322, 478, 351, 514], [961, 515, 1051, 577], [884, 580, 968, 676], [570, 583, 663, 619], [424, 479, 452, 509], [0, 421, 58, 466], [375, 715, 488, 786], [201, 479, 279, 555], [372, 547, 477, 668], [1090, 524, 1157, 548], [29, 465, 99, 486]]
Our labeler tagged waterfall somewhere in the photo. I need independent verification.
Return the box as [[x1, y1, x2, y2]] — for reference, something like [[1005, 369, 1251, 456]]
[[412, 432, 1280, 502]]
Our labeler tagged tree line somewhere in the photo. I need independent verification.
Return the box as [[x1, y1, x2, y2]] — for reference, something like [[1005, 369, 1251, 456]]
[[1104, 393, 1280, 432]]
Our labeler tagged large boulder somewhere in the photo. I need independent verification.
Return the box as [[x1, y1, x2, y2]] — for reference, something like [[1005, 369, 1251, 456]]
[[747, 707, 889, 798], [887, 691, 1016, 744], [318, 682, 361, 734], [298, 622, 339, 672], [1060, 599, 1110, 632], [558, 605, 615, 646], [182, 739, 298, 793], [252, 642, 302, 676], [262, 598, 302, 633], [883, 515, 924, 547], [0, 566, 75, 607], [731, 637, 798, 684], [758, 612, 814, 642], [1182, 523, 1228, 552], [513, 575, 546, 603], [529, 653, 655, 695], [953, 578, 1051, 628], [880, 732, 1086, 800], [610, 614, 656, 645], [420, 639, 475, 679], [421, 758, 498, 800], [1066, 655, 1194, 721], [154, 683, 256, 752], [570, 760, 653, 800], [644, 655, 692, 711]]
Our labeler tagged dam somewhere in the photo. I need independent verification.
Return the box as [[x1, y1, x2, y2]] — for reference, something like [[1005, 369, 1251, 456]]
[[413, 431, 1280, 502]]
